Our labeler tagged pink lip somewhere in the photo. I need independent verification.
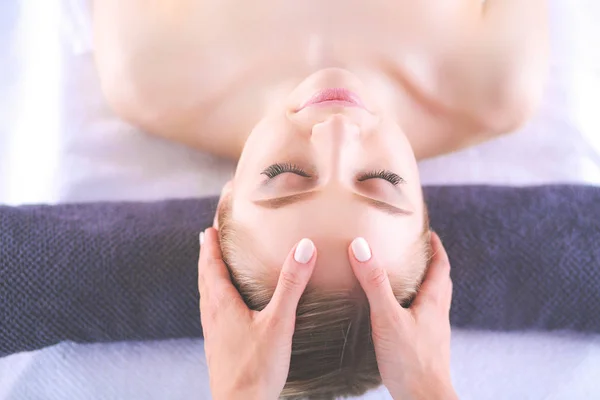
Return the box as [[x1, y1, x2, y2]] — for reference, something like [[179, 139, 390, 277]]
[[299, 88, 366, 110]]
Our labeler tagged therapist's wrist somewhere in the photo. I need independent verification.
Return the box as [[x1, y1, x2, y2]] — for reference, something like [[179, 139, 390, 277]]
[[391, 376, 458, 400], [212, 383, 274, 400], [213, 390, 269, 400]]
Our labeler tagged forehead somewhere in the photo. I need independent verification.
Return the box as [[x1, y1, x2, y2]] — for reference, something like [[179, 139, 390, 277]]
[[231, 191, 423, 289]]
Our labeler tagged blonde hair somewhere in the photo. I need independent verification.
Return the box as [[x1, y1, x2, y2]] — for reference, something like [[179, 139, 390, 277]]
[[217, 197, 432, 399]]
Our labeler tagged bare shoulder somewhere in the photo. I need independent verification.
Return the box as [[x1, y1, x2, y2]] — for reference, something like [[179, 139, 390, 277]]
[[93, 0, 203, 128], [92, 0, 248, 158], [394, 0, 549, 160]]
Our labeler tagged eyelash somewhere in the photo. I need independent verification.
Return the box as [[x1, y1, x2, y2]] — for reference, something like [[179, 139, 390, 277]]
[[357, 170, 404, 186], [261, 163, 311, 179], [262, 164, 404, 186]]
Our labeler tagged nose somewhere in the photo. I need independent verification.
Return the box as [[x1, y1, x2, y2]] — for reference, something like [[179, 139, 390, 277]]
[[310, 114, 360, 182], [311, 114, 360, 145]]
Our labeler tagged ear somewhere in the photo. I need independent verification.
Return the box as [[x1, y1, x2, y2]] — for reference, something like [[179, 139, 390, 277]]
[[213, 180, 233, 229]]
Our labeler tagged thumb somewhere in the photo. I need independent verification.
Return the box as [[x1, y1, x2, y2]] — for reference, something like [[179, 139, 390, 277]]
[[264, 238, 317, 320]]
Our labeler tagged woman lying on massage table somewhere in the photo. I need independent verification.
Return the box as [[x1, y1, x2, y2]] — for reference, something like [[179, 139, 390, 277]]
[[93, 0, 548, 398]]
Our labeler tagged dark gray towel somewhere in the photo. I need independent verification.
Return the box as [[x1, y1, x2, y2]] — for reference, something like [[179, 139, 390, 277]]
[[1, 185, 599, 357]]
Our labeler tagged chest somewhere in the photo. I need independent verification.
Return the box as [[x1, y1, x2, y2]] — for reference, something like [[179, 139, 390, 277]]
[[173, 0, 477, 84], [140, 0, 482, 158]]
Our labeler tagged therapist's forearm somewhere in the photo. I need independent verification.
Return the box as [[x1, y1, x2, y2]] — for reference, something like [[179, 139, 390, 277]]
[[212, 390, 268, 400]]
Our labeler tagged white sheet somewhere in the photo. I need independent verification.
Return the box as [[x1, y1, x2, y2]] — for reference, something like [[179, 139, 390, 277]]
[[1, 0, 600, 399]]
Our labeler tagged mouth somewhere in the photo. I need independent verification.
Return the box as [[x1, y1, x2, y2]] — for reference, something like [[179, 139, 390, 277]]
[[298, 88, 366, 111]]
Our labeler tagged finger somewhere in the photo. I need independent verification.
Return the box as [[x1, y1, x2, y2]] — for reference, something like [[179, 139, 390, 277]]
[[198, 228, 244, 306], [411, 231, 452, 313], [348, 237, 406, 320], [264, 238, 317, 320]]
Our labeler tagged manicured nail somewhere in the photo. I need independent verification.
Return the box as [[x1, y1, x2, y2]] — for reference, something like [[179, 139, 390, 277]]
[[199, 231, 205, 246], [351, 237, 372, 262], [294, 238, 315, 264]]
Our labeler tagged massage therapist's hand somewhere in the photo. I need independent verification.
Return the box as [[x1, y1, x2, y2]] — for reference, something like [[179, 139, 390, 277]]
[[198, 228, 317, 400], [348, 232, 458, 400]]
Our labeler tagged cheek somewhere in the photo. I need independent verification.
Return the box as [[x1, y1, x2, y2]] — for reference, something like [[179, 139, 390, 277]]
[[237, 125, 294, 176], [235, 133, 269, 184], [371, 126, 422, 205], [365, 123, 417, 170]]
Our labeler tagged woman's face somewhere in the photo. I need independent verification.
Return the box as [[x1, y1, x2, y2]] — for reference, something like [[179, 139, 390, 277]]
[[229, 68, 425, 290]]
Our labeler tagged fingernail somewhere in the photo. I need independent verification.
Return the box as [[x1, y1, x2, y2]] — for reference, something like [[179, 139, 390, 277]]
[[199, 231, 205, 246], [351, 237, 372, 262], [294, 238, 315, 264]]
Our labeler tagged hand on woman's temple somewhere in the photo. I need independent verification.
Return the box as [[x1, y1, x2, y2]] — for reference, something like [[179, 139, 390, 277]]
[[197, 228, 317, 400], [348, 232, 458, 400]]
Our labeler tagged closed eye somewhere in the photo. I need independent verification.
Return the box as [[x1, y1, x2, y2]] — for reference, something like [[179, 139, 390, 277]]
[[357, 170, 404, 186], [261, 163, 312, 179]]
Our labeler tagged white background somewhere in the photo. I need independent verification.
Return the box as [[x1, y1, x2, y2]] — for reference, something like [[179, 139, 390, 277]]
[[0, 0, 599, 399]]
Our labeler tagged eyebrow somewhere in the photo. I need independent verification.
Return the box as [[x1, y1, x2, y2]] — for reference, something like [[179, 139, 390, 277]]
[[252, 191, 413, 216]]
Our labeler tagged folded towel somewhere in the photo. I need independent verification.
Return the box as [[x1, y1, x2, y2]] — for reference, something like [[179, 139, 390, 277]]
[[1, 185, 599, 357]]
